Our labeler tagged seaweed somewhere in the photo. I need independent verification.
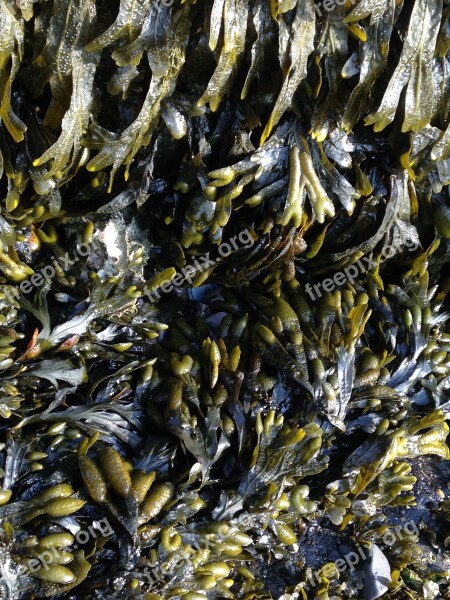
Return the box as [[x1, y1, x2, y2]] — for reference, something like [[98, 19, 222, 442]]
[[0, 0, 449, 599]]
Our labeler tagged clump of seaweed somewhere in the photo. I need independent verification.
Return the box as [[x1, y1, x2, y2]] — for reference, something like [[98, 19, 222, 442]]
[[0, 0, 450, 599]]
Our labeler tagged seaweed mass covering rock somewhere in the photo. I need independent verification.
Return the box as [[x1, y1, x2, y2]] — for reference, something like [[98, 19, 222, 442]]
[[0, 0, 450, 599]]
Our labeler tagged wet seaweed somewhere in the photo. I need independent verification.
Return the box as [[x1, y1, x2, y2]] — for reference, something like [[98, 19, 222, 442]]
[[0, 0, 450, 599]]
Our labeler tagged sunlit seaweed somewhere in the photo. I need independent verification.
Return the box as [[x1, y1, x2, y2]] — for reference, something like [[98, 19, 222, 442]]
[[0, 0, 449, 599]]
